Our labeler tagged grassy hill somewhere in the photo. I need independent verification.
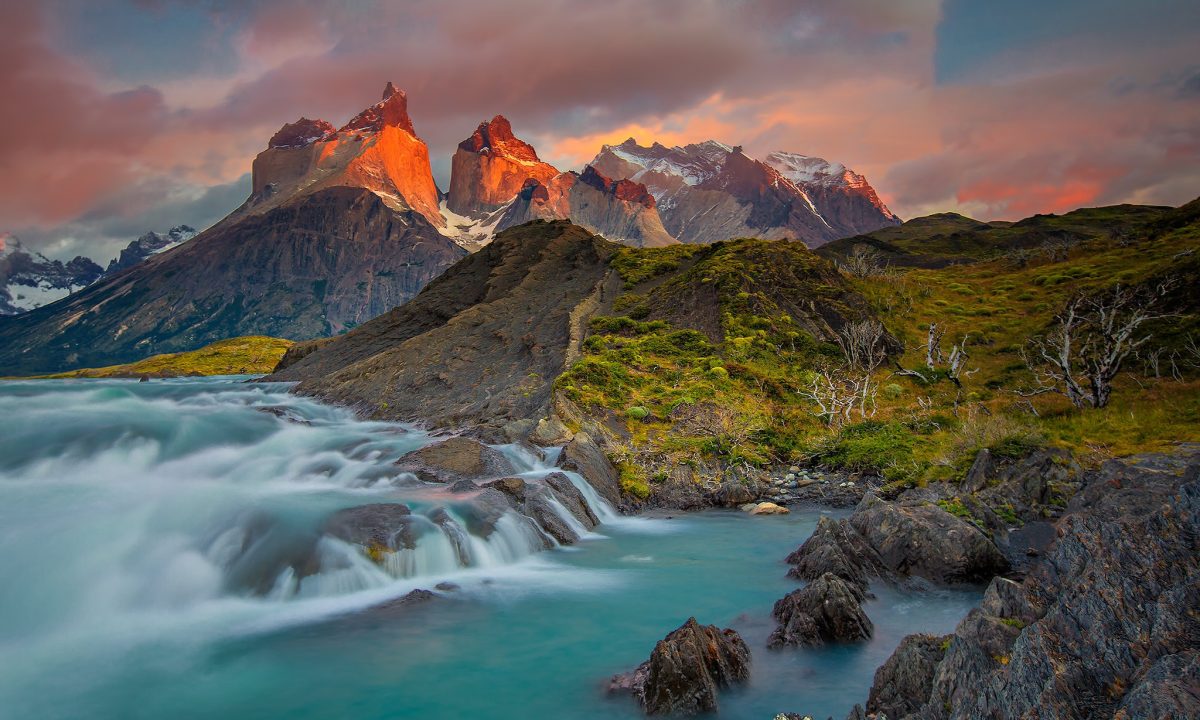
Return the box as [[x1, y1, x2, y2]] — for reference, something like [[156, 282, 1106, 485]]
[[559, 199, 1200, 498], [32, 336, 293, 379]]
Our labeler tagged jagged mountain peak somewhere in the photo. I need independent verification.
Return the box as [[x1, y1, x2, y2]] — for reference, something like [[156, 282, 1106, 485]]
[[445, 114, 559, 219], [458, 115, 542, 164], [268, 117, 336, 149], [340, 82, 416, 136], [764, 151, 898, 223], [578, 165, 656, 208]]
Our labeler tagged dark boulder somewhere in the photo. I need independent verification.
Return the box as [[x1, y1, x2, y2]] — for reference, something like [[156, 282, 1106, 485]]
[[865, 633, 949, 719], [711, 481, 756, 508], [849, 494, 1008, 585], [785, 515, 886, 591], [768, 573, 873, 648], [610, 617, 751, 716], [394, 437, 515, 484]]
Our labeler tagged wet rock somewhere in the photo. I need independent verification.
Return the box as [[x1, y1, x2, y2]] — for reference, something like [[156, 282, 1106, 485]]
[[850, 494, 1008, 585], [610, 617, 751, 716], [557, 431, 622, 506], [712, 481, 756, 508], [749, 501, 790, 515], [426, 507, 472, 567], [434, 581, 460, 592], [322, 503, 420, 556], [482, 475, 596, 545], [394, 437, 515, 484], [768, 573, 872, 648], [543, 471, 601, 527], [785, 516, 886, 592], [865, 633, 949, 719], [372, 588, 437, 613]]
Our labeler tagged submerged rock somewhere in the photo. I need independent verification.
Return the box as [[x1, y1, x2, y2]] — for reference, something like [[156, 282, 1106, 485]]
[[610, 617, 751, 716], [322, 503, 419, 558], [394, 437, 515, 484], [768, 573, 872, 648]]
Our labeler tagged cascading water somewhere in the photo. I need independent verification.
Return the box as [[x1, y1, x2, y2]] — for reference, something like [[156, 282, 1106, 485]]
[[0, 377, 982, 720]]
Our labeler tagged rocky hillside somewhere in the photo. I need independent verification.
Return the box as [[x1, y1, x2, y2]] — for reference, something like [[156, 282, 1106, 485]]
[[0, 186, 464, 375], [270, 219, 880, 444], [104, 225, 197, 276], [589, 139, 900, 246]]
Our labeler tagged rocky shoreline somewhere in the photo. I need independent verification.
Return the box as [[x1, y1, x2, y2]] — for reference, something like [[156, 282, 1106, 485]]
[[606, 443, 1200, 719]]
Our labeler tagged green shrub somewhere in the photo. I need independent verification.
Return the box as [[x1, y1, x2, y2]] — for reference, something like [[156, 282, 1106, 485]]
[[626, 406, 650, 420]]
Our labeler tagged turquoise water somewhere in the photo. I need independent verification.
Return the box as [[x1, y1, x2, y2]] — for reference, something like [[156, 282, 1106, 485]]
[[0, 378, 979, 719]]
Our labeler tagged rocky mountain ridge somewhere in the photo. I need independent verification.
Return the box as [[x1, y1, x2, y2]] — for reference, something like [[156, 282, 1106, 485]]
[[589, 138, 900, 246], [0, 233, 103, 315]]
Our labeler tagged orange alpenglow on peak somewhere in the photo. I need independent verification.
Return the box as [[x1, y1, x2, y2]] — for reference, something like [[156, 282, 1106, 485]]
[[340, 82, 416, 136], [446, 114, 560, 215], [249, 83, 443, 228]]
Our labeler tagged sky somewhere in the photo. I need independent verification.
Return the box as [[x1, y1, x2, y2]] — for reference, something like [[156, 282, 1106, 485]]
[[2, 0, 1198, 262]]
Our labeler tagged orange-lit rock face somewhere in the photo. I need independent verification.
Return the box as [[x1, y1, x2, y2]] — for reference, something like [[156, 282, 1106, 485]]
[[446, 115, 559, 215], [247, 83, 444, 228]]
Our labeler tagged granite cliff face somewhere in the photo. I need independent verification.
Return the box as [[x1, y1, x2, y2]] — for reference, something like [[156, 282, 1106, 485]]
[[589, 138, 899, 246], [246, 83, 444, 229], [445, 115, 560, 216], [495, 166, 677, 248]]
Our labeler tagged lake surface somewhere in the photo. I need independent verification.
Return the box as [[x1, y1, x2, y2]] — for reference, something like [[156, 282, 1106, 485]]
[[0, 378, 980, 719]]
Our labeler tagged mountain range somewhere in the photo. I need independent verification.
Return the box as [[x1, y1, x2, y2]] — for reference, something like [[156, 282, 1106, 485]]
[[0, 83, 899, 375]]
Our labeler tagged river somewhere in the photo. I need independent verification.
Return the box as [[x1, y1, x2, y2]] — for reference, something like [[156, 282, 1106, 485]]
[[0, 378, 979, 719]]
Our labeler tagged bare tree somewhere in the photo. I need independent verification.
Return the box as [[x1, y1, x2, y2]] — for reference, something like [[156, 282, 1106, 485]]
[[836, 319, 889, 417], [894, 322, 977, 414], [1021, 281, 1177, 409], [797, 370, 860, 427], [1040, 238, 1075, 263], [838, 245, 889, 278]]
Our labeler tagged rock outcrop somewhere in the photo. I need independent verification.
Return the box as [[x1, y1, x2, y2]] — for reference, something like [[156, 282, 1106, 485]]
[[785, 495, 1007, 589], [610, 617, 751, 716], [847, 447, 1200, 719], [863, 633, 949, 719], [768, 573, 873, 647], [394, 437, 516, 484]]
